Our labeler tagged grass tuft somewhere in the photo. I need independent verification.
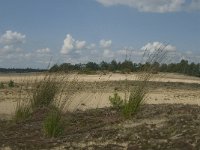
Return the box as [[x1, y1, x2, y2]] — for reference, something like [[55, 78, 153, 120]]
[[14, 103, 31, 122], [43, 107, 64, 137], [30, 74, 64, 109]]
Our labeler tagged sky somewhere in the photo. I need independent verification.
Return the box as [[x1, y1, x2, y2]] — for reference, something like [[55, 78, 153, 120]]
[[0, 0, 200, 68]]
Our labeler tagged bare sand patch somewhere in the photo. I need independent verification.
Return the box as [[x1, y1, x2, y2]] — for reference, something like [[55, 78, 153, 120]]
[[0, 100, 17, 120]]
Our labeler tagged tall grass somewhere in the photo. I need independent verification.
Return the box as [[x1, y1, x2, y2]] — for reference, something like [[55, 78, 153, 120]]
[[14, 85, 32, 122], [110, 45, 168, 118], [30, 75, 61, 109]]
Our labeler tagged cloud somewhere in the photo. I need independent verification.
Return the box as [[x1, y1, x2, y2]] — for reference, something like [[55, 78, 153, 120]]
[[0, 45, 24, 55], [0, 30, 26, 45], [96, 0, 200, 13], [141, 42, 176, 52], [60, 34, 75, 54], [99, 39, 112, 48], [75, 40, 86, 49], [36, 48, 50, 53], [60, 34, 88, 54], [59, 35, 113, 63]]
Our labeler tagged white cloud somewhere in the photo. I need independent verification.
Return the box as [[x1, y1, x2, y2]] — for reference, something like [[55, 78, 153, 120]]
[[36, 48, 50, 53], [60, 34, 88, 54], [96, 0, 200, 13], [141, 42, 176, 52], [75, 40, 86, 49], [99, 39, 112, 48], [0, 30, 53, 68], [60, 34, 75, 54], [0, 30, 26, 45]]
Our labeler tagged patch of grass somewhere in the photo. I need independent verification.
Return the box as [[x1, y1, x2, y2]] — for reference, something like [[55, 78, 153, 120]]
[[43, 107, 64, 137], [8, 80, 14, 87], [0, 82, 4, 89], [14, 103, 31, 122]]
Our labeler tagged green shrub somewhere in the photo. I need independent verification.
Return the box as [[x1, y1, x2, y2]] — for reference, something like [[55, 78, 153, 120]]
[[8, 80, 14, 87], [43, 108, 63, 137], [109, 92, 123, 109]]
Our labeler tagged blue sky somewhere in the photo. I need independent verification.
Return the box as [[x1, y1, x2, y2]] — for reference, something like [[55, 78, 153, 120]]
[[0, 0, 200, 68]]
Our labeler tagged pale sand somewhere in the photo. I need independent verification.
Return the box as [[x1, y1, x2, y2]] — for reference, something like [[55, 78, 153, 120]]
[[0, 73, 199, 119], [0, 73, 200, 84]]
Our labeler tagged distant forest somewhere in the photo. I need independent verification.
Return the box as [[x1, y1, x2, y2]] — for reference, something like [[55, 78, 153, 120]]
[[0, 68, 46, 73], [49, 59, 200, 77], [1, 59, 199, 77]]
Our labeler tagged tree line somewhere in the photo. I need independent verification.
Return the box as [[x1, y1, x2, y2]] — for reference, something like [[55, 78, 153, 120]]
[[0, 68, 46, 73], [49, 59, 200, 77]]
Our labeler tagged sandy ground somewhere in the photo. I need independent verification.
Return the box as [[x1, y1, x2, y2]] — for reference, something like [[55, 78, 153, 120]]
[[1, 73, 200, 149], [0, 73, 200, 119], [0, 72, 200, 84]]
